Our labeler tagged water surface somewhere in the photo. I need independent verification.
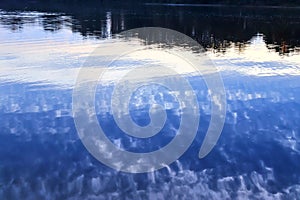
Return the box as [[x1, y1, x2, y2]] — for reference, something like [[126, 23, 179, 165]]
[[0, 5, 300, 199]]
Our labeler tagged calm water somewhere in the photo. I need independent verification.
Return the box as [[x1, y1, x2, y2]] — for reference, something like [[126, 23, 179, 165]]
[[0, 3, 300, 199]]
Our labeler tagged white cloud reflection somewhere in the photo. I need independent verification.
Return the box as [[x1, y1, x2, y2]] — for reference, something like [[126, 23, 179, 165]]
[[208, 34, 300, 76], [0, 21, 300, 89]]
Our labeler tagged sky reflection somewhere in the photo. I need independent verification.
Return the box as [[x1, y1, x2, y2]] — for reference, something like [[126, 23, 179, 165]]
[[0, 11, 299, 89]]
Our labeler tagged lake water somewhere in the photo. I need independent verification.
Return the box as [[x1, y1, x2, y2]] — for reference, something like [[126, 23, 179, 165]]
[[0, 3, 300, 199]]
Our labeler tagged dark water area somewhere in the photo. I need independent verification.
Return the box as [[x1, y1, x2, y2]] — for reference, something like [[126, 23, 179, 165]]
[[1, 1, 300, 54], [0, 2, 300, 200]]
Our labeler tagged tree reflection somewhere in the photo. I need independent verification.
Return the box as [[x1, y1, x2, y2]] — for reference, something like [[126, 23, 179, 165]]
[[41, 14, 64, 32], [0, 3, 299, 55]]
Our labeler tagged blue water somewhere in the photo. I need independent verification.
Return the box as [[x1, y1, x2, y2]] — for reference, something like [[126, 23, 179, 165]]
[[0, 10, 300, 199]]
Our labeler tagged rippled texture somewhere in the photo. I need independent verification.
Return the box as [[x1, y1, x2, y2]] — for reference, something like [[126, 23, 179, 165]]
[[0, 6, 300, 200]]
